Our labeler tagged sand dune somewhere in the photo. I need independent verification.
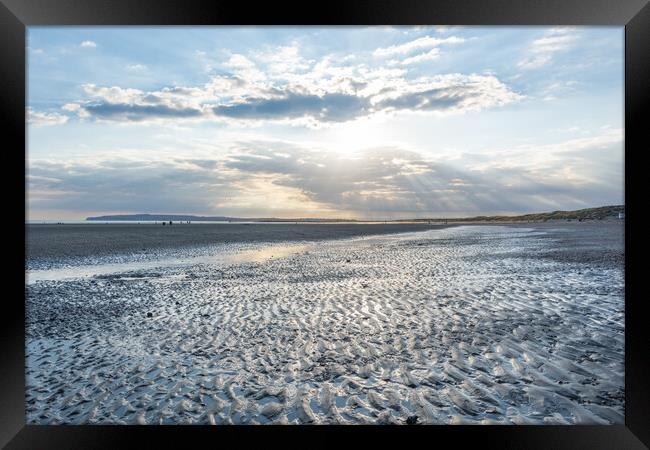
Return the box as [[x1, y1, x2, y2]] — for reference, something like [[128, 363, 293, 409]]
[[25, 223, 624, 424]]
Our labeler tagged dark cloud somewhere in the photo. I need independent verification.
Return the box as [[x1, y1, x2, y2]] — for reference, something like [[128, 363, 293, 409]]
[[224, 143, 622, 215], [377, 87, 469, 111], [213, 92, 371, 123], [27, 140, 622, 218], [27, 159, 234, 214], [212, 84, 506, 124], [141, 94, 164, 104], [83, 103, 203, 121]]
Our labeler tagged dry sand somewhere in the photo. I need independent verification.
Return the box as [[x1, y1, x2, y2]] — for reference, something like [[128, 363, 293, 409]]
[[25, 222, 624, 424]]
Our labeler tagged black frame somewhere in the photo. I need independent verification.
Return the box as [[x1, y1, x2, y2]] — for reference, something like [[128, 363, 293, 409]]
[[2, 0, 648, 448]]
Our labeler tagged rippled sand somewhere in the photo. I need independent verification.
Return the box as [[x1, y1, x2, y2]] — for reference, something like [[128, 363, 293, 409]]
[[25, 223, 624, 424]]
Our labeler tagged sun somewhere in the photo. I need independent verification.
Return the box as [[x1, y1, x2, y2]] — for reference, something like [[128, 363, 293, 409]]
[[321, 115, 395, 153]]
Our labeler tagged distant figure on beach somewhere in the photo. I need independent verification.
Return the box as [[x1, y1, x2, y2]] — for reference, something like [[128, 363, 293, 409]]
[[169, 220, 173, 226], [162, 222, 166, 226]]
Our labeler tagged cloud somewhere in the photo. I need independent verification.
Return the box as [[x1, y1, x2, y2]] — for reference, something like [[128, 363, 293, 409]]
[[398, 48, 441, 65], [66, 83, 208, 122], [61, 103, 80, 112], [213, 92, 370, 123], [27, 127, 622, 218], [373, 36, 465, 57], [374, 35, 465, 67], [214, 73, 521, 124], [83, 103, 204, 121], [126, 63, 147, 71], [27, 157, 234, 214], [47, 70, 521, 126], [221, 137, 622, 216], [28, 42, 522, 127], [435, 26, 457, 34], [225, 54, 256, 70], [80, 40, 97, 48], [223, 54, 266, 82], [82, 84, 145, 104], [252, 45, 313, 75], [539, 80, 578, 101], [26, 108, 69, 126], [518, 28, 577, 70], [372, 74, 523, 115]]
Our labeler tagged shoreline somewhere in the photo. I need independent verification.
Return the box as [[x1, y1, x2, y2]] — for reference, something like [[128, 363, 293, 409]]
[[26, 219, 621, 262], [26, 222, 456, 262]]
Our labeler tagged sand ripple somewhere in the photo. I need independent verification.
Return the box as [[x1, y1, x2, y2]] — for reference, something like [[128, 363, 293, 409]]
[[26, 224, 624, 424]]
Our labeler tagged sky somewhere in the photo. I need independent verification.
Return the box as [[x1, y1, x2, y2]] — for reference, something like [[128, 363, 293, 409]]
[[26, 26, 624, 220]]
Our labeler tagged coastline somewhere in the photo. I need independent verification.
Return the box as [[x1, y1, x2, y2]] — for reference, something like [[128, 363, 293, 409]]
[[26, 219, 622, 263], [26, 222, 456, 263]]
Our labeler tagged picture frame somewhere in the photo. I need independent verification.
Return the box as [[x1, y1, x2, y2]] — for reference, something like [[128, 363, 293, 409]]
[[2, 0, 648, 447]]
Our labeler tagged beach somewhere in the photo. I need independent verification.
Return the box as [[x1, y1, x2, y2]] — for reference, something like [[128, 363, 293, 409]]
[[25, 221, 624, 424], [26, 222, 447, 268]]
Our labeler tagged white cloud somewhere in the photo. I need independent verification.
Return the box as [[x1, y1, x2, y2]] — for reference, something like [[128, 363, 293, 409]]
[[518, 28, 577, 70], [373, 36, 465, 57], [225, 54, 256, 70], [26, 108, 69, 126], [126, 63, 147, 71], [62, 103, 80, 112], [195, 50, 216, 73], [252, 45, 313, 75], [399, 48, 441, 65], [28, 43, 523, 128], [82, 84, 145, 104], [61, 102, 90, 118], [540, 80, 578, 101], [49, 47, 522, 127], [80, 40, 97, 48], [223, 53, 266, 82]]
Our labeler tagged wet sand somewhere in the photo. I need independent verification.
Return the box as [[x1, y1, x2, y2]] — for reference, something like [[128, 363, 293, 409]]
[[26, 223, 450, 268], [25, 221, 624, 425]]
